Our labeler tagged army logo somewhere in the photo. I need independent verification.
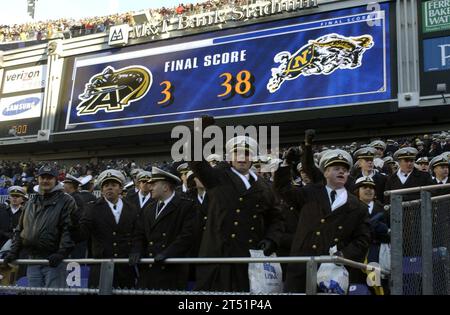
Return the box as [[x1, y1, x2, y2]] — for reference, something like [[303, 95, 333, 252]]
[[76, 66, 152, 116], [267, 33, 374, 93]]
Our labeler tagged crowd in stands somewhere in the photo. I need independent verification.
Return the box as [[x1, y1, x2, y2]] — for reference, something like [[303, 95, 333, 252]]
[[1, 125, 449, 295], [0, 159, 155, 194], [1, 130, 449, 195], [0, 0, 253, 43]]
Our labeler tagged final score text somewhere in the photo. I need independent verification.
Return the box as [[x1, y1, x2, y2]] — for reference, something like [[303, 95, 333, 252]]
[[164, 50, 247, 72]]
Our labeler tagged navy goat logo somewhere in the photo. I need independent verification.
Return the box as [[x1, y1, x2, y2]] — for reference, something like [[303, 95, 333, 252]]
[[267, 33, 374, 93]]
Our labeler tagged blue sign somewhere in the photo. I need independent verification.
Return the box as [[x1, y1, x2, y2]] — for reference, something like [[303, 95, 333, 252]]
[[65, 4, 392, 131], [424, 36, 450, 72]]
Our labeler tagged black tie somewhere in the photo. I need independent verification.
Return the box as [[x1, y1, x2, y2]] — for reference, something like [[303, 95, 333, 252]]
[[330, 190, 337, 204], [113, 204, 117, 210], [248, 175, 255, 185], [156, 201, 165, 217], [142, 196, 146, 203]]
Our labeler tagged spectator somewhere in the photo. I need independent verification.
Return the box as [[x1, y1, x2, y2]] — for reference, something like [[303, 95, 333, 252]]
[[2, 165, 76, 288]]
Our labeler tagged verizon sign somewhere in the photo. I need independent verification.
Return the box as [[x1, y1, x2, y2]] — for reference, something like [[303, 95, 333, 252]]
[[2, 65, 47, 94]]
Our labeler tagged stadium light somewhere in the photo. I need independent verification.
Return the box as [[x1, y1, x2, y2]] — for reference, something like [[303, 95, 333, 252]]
[[437, 83, 448, 104], [27, 0, 36, 19], [132, 10, 151, 25]]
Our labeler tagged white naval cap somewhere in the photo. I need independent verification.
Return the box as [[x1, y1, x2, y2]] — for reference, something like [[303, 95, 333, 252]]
[[415, 157, 429, 164], [354, 176, 376, 189], [353, 147, 377, 160], [97, 169, 126, 187], [79, 175, 93, 186], [148, 167, 181, 185], [429, 154, 449, 169], [369, 140, 387, 151], [382, 156, 395, 165], [206, 154, 222, 163], [319, 149, 353, 172], [7, 186, 27, 198], [441, 151, 450, 161], [225, 136, 258, 156], [253, 155, 270, 165], [136, 171, 152, 182], [176, 163, 190, 174], [63, 174, 82, 185], [124, 181, 134, 190], [393, 147, 418, 160], [130, 168, 143, 178]]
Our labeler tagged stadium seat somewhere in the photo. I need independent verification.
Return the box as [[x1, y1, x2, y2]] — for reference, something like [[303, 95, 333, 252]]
[[348, 284, 372, 295]]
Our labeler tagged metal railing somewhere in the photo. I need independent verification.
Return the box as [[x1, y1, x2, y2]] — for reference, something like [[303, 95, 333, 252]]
[[385, 184, 450, 295], [0, 256, 387, 295]]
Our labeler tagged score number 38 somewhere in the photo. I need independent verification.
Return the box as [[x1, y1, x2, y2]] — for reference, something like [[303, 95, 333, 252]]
[[157, 70, 254, 106], [218, 70, 254, 98]]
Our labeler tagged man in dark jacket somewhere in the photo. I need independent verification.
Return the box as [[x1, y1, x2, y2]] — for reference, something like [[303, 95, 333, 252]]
[[63, 174, 84, 209], [352, 147, 387, 203], [0, 186, 27, 249], [185, 171, 208, 259], [78, 175, 97, 204], [63, 174, 87, 258], [274, 148, 371, 293], [384, 147, 433, 203], [189, 117, 284, 292], [124, 168, 141, 200], [430, 154, 449, 187], [3, 165, 76, 288], [176, 163, 190, 195], [384, 146, 433, 295], [129, 167, 195, 290], [127, 171, 153, 210], [80, 169, 140, 289]]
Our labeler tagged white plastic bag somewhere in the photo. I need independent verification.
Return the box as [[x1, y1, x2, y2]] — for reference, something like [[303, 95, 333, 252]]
[[317, 246, 349, 295], [317, 263, 349, 295], [379, 243, 391, 274], [248, 249, 283, 293]]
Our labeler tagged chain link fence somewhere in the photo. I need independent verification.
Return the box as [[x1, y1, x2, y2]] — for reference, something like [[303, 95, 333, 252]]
[[431, 198, 450, 295], [402, 201, 422, 295], [387, 184, 450, 295]]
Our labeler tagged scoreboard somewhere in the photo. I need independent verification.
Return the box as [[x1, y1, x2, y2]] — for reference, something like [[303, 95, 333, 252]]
[[61, 3, 393, 133]]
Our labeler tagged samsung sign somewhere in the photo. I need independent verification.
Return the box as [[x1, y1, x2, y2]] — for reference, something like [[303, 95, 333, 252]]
[[424, 36, 450, 72], [2, 65, 47, 94], [0, 93, 43, 122]]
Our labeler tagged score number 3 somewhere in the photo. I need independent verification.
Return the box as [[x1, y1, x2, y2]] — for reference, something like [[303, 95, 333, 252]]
[[158, 80, 173, 106], [218, 70, 253, 98]]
